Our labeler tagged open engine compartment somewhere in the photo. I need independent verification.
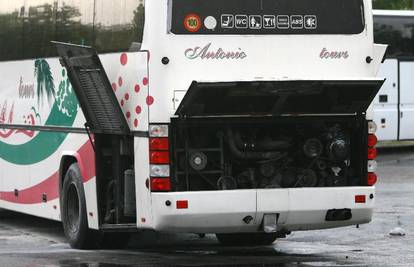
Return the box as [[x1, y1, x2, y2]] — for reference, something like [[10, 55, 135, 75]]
[[171, 116, 368, 191]]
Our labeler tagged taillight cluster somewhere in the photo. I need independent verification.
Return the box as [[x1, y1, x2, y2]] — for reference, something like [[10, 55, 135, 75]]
[[149, 124, 171, 192], [367, 121, 378, 186]]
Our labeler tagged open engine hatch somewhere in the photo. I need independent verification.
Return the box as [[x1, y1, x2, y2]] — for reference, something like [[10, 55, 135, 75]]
[[55, 42, 130, 135], [175, 80, 384, 118]]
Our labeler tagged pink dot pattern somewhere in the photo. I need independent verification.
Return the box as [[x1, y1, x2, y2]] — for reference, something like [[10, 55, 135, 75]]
[[111, 53, 153, 130], [120, 53, 128, 66], [135, 105, 142, 114], [146, 96, 154, 106], [143, 77, 149, 86]]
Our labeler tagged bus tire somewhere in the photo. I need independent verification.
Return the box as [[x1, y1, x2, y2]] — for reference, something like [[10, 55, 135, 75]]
[[61, 163, 94, 249], [215, 233, 277, 246]]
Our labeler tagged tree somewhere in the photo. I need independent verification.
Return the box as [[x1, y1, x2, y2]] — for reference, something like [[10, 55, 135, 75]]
[[373, 0, 414, 10], [133, 4, 145, 43], [34, 59, 55, 107]]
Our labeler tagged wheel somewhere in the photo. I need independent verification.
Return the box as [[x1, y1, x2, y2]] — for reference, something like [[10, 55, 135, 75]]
[[216, 233, 277, 246], [61, 163, 96, 249]]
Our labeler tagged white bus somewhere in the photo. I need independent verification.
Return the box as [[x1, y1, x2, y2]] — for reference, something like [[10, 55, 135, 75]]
[[373, 10, 414, 141], [1, 0, 385, 249]]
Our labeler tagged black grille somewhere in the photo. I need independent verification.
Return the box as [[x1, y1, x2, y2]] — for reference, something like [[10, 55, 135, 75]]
[[55, 42, 130, 135]]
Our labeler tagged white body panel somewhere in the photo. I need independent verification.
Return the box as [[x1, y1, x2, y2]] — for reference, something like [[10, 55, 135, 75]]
[[373, 59, 399, 140], [143, 0, 378, 123], [399, 62, 414, 140], [152, 187, 374, 233], [374, 59, 414, 141]]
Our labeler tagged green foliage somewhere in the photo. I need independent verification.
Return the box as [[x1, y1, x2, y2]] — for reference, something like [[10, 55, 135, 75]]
[[0, 1, 145, 60], [56, 69, 78, 117], [34, 59, 55, 107], [94, 4, 145, 52], [373, 0, 414, 10], [133, 4, 145, 43]]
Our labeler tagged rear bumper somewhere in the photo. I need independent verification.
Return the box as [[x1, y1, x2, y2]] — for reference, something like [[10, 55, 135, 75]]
[[151, 187, 375, 233]]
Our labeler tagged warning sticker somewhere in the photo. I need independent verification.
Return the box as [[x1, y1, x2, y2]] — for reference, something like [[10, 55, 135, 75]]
[[184, 14, 202, 32]]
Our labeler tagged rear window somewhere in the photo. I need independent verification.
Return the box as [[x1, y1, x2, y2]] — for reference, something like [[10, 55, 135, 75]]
[[170, 0, 365, 35]]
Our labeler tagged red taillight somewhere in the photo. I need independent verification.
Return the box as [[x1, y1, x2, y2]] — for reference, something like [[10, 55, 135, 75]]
[[150, 138, 169, 151], [149, 125, 171, 192], [176, 200, 189, 209], [355, 195, 366, 203], [368, 134, 378, 147], [151, 178, 171, 192], [367, 173, 377, 186], [368, 147, 377, 160], [367, 130, 378, 186], [150, 151, 170, 164]]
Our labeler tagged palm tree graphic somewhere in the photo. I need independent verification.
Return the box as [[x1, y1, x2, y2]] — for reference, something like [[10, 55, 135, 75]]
[[34, 59, 56, 107]]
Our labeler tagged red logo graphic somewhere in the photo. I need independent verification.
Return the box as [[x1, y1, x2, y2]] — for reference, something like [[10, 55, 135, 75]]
[[184, 14, 202, 32], [0, 101, 38, 139]]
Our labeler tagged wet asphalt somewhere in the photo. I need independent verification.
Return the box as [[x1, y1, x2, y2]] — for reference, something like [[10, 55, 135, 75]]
[[0, 148, 413, 267]]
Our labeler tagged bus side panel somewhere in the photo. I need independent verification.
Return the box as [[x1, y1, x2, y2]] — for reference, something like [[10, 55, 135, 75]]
[[0, 57, 75, 220], [0, 52, 147, 224], [374, 59, 399, 141], [399, 61, 414, 140], [62, 136, 99, 230], [0, 132, 91, 221]]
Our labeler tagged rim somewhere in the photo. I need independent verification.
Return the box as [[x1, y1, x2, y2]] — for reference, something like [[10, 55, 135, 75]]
[[66, 183, 80, 234]]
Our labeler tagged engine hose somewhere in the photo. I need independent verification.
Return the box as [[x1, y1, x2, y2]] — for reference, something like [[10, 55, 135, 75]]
[[227, 129, 281, 159]]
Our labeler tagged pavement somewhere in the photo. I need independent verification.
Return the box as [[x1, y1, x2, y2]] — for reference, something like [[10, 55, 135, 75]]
[[0, 149, 413, 267]]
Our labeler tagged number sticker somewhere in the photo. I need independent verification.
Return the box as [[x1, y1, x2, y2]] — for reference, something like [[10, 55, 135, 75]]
[[184, 14, 202, 32]]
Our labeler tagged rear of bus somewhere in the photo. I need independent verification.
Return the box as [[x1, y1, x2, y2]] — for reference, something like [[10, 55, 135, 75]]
[[141, 0, 386, 241]]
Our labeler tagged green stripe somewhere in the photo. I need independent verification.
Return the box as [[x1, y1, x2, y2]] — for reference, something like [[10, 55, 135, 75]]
[[0, 103, 78, 165]]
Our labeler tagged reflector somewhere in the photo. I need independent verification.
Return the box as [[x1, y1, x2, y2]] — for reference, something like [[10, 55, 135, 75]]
[[355, 195, 366, 203], [176, 200, 189, 209]]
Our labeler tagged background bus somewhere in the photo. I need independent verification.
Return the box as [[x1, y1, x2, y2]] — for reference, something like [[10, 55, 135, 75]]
[[373, 10, 414, 141]]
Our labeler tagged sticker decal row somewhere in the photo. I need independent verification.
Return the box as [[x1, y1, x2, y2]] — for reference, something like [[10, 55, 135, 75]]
[[220, 15, 317, 30]]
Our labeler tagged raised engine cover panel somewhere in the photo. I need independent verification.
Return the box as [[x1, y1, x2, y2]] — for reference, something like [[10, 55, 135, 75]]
[[176, 80, 384, 117], [55, 42, 130, 135]]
